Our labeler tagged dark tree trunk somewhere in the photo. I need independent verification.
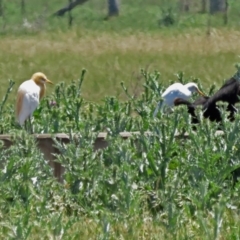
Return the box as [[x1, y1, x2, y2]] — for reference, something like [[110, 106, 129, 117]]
[[68, 0, 73, 27], [53, 0, 89, 17], [223, 0, 229, 25], [21, 0, 25, 15], [108, 0, 119, 17], [201, 0, 207, 13], [209, 0, 227, 14], [178, 0, 190, 12], [0, 0, 3, 16]]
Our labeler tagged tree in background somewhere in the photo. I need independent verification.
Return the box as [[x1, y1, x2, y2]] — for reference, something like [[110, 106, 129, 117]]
[[54, 0, 120, 20], [178, 0, 190, 12], [21, 0, 25, 15], [179, 0, 227, 14], [108, 0, 120, 17], [53, 0, 89, 17], [210, 0, 227, 14], [0, 0, 3, 16], [201, 0, 207, 13]]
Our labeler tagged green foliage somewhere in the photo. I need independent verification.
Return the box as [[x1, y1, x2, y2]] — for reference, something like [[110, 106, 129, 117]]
[[1, 69, 240, 238], [0, 0, 239, 33], [1, 0, 240, 237], [1, 0, 240, 104], [158, 8, 176, 27]]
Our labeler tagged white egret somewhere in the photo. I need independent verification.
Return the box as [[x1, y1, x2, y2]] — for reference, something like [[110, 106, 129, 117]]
[[153, 82, 204, 117], [16, 72, 53, 130]]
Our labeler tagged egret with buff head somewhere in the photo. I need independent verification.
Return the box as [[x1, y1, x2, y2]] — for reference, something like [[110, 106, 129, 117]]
[[16, 72, 53, 132]]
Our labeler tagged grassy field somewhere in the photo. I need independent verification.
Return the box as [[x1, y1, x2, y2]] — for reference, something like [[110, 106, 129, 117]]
[[0, 0, 240, 102], [1, 28, 240, 103], [1, 0, 240, 239]]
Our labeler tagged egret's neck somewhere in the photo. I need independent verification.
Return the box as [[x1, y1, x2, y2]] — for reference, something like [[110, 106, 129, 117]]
[[39, 84, 46, 99], [33, 79, 46, 99]]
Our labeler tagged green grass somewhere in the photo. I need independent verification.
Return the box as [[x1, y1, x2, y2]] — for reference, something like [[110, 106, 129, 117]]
[[1, 29, 240, 103], [0, 0, 240, 102]]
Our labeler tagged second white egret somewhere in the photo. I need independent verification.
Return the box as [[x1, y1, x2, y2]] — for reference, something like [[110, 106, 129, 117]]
[[153, 82, 204, 117]]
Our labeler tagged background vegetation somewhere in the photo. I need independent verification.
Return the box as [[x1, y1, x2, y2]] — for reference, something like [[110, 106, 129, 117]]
[[1, 69, 240, 239], [0, 0, 240, 102], [0, 0, 240, 239]]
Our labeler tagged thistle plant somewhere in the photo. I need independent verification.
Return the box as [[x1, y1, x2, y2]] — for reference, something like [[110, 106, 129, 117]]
[[0, 69, 239, 238]]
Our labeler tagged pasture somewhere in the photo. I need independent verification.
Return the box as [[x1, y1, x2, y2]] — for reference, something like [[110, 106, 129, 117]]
[[1, 0, 240, 239], [0, 0, 240, 102]]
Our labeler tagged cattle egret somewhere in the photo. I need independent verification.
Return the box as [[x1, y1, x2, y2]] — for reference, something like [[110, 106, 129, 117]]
[[153, 82, 204, 117], [203, 68, 240, 122], [16, 72, 53, 130]]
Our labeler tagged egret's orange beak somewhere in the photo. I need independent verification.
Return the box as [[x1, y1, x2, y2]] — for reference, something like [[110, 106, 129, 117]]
[[198, 89, 205, 96], [46, 79, 53, 85]]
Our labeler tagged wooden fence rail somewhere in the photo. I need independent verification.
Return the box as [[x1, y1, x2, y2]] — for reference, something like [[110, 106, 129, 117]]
[[0, 131, 224, 182]]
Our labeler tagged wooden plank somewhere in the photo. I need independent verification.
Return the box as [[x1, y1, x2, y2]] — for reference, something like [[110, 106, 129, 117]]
[[0, 131, 225, 182]]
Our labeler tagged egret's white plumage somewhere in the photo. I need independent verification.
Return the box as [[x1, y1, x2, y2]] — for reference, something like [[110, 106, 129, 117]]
[[153, 82, 204, 117], [16, 72, 53, 126]]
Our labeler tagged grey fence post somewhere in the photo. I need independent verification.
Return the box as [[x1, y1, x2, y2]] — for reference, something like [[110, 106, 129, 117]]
[[108, 0, 119, 17]]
